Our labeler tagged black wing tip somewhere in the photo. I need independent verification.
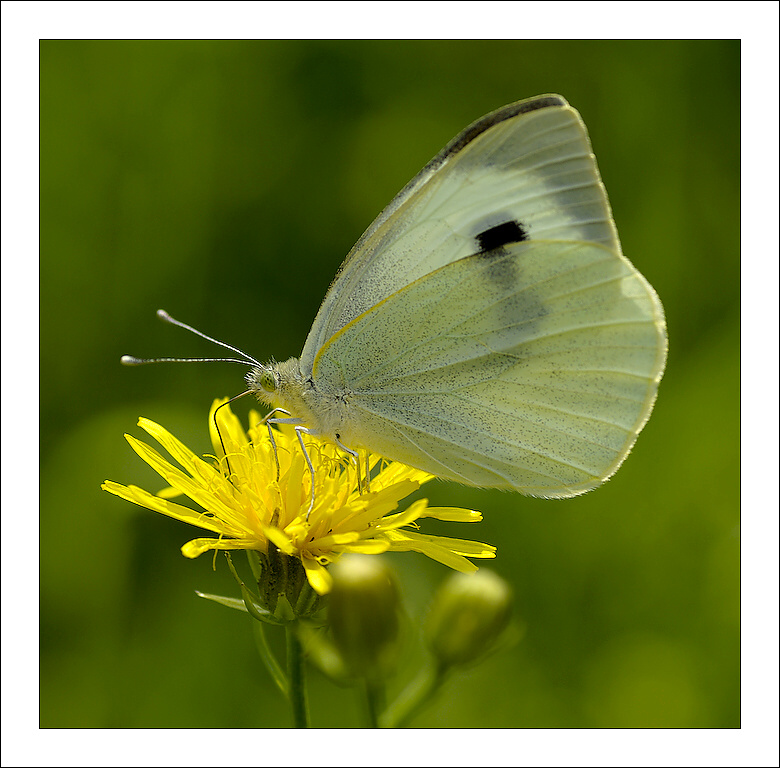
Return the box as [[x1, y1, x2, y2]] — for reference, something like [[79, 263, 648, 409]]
[[444, 94, 570, 158], [511, 93, 569, 113], [476, 93, 570, 126]]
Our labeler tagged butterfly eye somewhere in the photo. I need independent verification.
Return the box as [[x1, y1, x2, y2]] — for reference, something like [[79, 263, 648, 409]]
[[259, 369, 276, 393]]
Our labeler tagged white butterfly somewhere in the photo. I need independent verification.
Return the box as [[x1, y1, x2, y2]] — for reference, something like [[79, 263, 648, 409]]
[[246, 94, 667, 498], [133, 94, 667, 499]]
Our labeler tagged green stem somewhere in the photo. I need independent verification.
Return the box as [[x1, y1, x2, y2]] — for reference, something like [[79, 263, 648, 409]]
[[286, 624, 309, 728], [379, 662, 447, 728], [363, 677, 385, 728]]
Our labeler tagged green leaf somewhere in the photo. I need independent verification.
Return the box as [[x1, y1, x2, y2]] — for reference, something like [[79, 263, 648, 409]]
[[240, 583, 287, 626], [252, 621, 288, 699], [194, 590, 248, 613]]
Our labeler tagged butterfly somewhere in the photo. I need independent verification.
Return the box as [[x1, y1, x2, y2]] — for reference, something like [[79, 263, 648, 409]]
[[130, 94, 667, 499]]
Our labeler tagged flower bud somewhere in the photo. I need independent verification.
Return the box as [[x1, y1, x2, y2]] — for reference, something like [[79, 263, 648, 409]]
[[254, 548, 324, 622], [327, 555, 402, 678], [426, 570, 512, 668]]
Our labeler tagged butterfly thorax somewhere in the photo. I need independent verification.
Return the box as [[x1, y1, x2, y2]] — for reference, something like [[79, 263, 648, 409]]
[[246, 357, 351, 443]]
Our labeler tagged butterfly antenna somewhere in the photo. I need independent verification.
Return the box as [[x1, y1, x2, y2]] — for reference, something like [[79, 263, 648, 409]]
[[121, 309, 262, 367]]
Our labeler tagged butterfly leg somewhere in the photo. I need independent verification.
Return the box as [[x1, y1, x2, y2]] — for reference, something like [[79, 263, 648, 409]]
[[263, 412, 318, 517], [335, 436, 366, 493], [362, 449, 371, 493], [293, 425, 318, 516], [261, 408, 294, 480]]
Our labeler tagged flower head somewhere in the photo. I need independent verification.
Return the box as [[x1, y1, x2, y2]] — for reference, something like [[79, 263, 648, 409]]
[[102, 400, 495, 595]]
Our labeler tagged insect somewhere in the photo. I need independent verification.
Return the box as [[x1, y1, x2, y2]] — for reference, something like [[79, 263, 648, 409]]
[[126, 94, 667, 499]]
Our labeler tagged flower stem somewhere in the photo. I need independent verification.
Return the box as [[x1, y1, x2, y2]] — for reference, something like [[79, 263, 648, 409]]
[[379, 663, 447, 728], [286, 624, 309, 728], [363, 677, 385, 728]]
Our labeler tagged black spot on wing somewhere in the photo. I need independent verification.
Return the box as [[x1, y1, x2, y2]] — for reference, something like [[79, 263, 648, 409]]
[[476, 220, 529, 253]]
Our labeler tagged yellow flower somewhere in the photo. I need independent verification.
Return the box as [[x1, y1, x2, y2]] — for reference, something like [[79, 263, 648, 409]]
[[102, 400, 496, 595]]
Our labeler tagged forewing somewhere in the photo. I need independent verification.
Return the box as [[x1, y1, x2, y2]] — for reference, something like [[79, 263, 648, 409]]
[[300, 94, 621, 374], [312, 240, 667, 497]]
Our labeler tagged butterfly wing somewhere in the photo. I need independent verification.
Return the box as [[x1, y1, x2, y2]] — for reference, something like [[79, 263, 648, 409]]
[[311, 240, 666, 497], [300, 94, 623, 377]]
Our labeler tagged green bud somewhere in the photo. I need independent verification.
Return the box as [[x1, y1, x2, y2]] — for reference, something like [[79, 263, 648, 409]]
[[426, 570, 512, 669], [328, 555, 402, 679], [251, 548, 324, 622]]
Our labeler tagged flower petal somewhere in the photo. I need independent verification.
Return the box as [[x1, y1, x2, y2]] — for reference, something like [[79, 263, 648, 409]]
[[260, 523, 297, 556], [383, 528, 496, 570], [384, 532, 480, 572], [310, 531, 362, 548], [420, 507, 483, 522], [374, 499, 428, 531], [138, 418, 223, 486], [338, 539, 390, 555], [124, 435, 252, 533], [181, 537, 263, 558], [301, 555, 333, 595], [102, 481, 226, 534]]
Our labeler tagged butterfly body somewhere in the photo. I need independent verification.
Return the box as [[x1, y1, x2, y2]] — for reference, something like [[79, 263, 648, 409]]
[[247, 95, 667, 498]]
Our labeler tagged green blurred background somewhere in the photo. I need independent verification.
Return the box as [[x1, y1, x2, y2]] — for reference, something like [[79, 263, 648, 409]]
[[40, 40, 739, 728]]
